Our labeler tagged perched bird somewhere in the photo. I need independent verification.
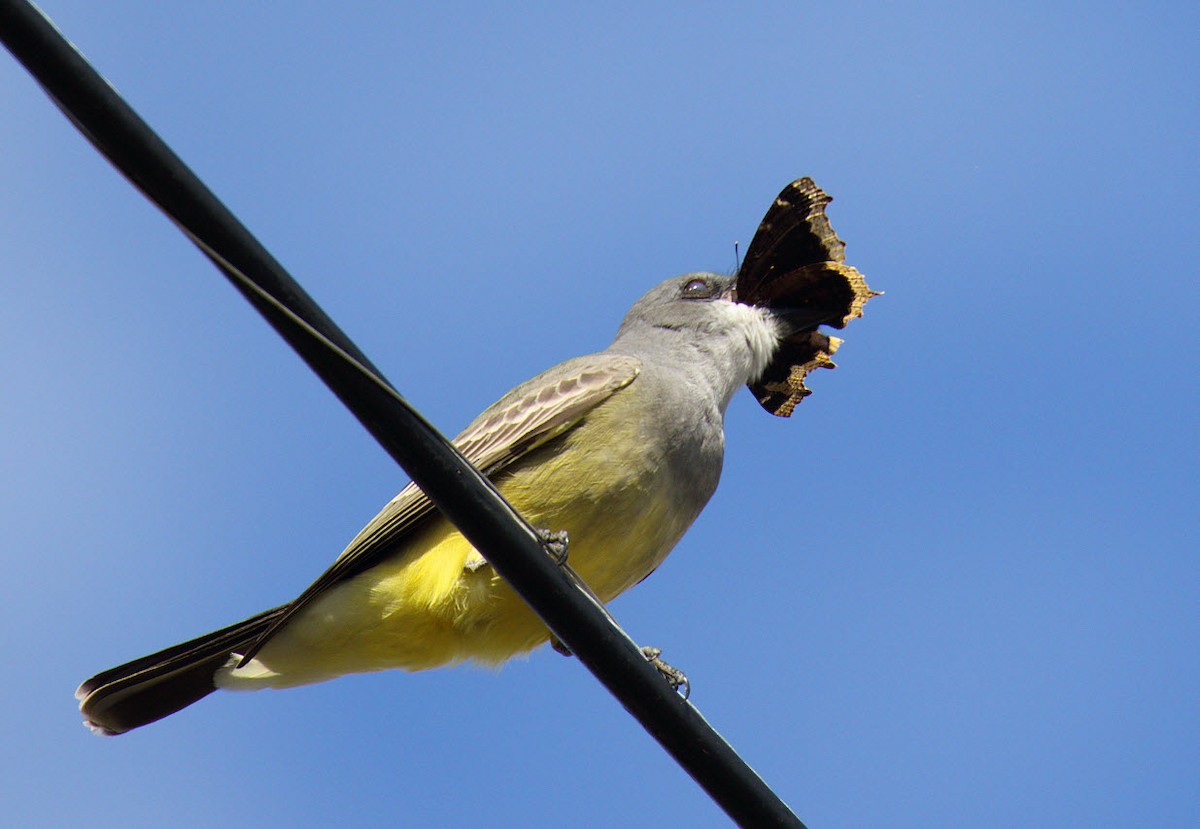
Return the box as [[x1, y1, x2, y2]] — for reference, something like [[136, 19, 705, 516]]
[[76, 270, 852, 735]]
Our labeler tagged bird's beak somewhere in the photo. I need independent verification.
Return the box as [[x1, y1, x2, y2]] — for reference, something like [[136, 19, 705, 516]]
[[727, 284, 838, 334]]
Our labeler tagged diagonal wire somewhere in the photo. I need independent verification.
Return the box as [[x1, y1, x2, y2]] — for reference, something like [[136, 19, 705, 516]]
[[0, 3, 806, 826]]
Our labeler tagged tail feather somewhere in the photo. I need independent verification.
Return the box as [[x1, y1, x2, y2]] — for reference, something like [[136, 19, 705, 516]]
[[76, 605, 288, 735]]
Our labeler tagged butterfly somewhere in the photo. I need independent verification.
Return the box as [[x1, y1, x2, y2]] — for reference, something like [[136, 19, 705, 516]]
[[734, 178, 878, 417]]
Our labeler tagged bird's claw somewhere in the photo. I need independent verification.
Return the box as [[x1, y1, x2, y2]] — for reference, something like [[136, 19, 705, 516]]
[[536, 528, 570, 565], [641, 646, 690, 699]]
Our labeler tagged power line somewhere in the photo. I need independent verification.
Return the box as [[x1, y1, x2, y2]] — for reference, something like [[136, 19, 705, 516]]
[[0, 3, 807, 826]]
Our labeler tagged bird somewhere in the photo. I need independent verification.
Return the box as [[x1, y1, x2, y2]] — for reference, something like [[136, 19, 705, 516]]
[[76, 271, 845, 735]]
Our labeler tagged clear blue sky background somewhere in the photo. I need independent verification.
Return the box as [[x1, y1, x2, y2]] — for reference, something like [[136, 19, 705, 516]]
[[2, 3, 1196, 827]]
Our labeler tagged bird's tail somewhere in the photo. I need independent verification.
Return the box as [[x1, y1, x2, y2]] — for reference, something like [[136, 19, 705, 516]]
[[75, 605, 288, 735]]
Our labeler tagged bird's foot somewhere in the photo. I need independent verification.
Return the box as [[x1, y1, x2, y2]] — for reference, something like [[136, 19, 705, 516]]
[[536, 527, 570, 565], [642, 646, 690, 699]]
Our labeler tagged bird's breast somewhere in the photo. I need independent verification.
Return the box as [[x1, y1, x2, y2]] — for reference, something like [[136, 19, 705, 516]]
[[495, 396, 705, 599], [239, 387, 722, 683]]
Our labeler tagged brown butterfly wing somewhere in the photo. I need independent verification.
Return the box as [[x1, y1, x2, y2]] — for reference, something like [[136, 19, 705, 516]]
[[735, 177, 846, 306], [735, 179, 877, 417]]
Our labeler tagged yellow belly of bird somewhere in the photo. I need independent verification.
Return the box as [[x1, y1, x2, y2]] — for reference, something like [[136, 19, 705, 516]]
[[217, 406, 693, 691]]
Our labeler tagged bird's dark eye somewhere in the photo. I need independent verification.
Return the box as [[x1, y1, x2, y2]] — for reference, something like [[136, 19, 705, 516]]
[[681, 278, 715, 300]]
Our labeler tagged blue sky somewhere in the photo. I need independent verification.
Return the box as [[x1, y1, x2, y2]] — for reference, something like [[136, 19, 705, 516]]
[[2, 2, 1196, 826]]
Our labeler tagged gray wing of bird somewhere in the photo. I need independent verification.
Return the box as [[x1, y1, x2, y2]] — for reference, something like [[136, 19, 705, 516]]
[[238, 353, 641, 661]]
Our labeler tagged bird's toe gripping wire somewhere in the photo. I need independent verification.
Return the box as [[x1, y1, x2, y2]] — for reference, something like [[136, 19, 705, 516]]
[[642, 647, 690, 700], [537, 527, 570, 565]]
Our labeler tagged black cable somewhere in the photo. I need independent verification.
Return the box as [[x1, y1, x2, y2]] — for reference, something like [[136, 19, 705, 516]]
[[0, 3, 806, 826]]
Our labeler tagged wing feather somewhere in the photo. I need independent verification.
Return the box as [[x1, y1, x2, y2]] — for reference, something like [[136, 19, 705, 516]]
[[238, 353, 640, 660]]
